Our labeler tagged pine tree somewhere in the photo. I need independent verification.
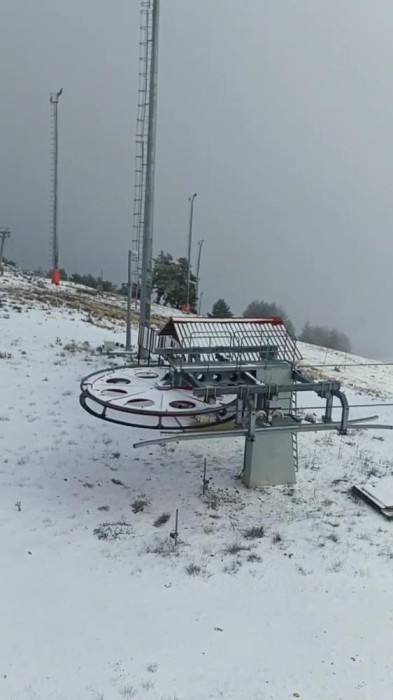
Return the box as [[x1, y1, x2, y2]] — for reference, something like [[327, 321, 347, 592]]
[[243, 299, 295, 337], [211, 298, 233, 317], [152, 252, 197, 310]]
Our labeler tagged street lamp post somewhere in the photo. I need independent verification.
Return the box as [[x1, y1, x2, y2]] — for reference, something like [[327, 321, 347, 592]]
[[126, 249, 138, 350], [195, 238, 204, 305], [186, 193, 197, 311], [198, 290, 203, 315], [50, 88, 63, 285]]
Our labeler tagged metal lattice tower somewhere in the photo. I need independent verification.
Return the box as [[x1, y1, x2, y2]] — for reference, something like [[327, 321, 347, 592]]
[[131, 1, 153, 303]]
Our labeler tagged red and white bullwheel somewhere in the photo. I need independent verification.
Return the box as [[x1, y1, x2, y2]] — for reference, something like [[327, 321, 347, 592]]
[[80, 365, 237, 430]]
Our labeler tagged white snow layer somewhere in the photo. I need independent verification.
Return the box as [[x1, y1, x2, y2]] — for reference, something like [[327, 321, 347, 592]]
[[1, 270, 393, 699]]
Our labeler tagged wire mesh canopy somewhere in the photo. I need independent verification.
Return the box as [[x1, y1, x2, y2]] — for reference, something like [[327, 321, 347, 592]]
[[158, 317, 301, 364]]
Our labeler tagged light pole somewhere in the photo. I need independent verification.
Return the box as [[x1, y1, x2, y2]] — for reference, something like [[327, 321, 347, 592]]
[[195, 238, 204, 305], [0, 228, 11, 274], [186, 193, 197, 311], [50, 88, 63, 285], [126, 249, 138, 350], [198, 291, 203, 315]]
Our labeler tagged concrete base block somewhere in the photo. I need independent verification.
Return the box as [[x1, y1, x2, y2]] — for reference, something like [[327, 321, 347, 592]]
[[242, 432, 296, 488]]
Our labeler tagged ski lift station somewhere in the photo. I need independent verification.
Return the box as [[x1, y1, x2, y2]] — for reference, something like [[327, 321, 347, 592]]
[[79, 2, 392, 489], [80, 316, 386, 488]]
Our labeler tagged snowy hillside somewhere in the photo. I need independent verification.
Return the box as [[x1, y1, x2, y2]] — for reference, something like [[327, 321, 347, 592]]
[[2, 267, 393, 699], [1, 264, 186, 330]]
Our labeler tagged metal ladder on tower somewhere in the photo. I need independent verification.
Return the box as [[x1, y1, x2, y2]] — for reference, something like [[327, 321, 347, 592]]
[[131, 1, 153, 303]]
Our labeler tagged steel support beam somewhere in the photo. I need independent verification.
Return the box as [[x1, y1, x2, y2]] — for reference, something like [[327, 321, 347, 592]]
[[133, 420, 392, 449], [193, 380, 341, 400]]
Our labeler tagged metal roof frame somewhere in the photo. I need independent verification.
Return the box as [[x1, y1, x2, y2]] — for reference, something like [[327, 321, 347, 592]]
[[157, 317, 301, 365]]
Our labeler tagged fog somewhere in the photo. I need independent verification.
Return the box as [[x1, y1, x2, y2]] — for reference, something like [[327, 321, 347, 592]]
[[1, 0, 393, 358]]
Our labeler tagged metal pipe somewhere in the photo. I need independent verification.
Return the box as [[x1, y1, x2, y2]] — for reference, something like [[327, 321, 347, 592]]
[[186, 193, 197, 310], [242, 371, 264, 385], [195, 238, 204, 303], [347, 414, 379, 423], [331, 388, 349, 434], [133, 421, 393, 449], [194, 380, 342, 399], [126, 250, 132, 350], [139, 0, 160, 338], [197, 291, 203, 315]]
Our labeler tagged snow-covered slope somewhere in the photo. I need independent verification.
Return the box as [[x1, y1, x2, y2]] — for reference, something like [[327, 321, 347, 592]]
[[1, 264, 186, 330], [298, 341, 393, 399], [1, 268, 393, 700]]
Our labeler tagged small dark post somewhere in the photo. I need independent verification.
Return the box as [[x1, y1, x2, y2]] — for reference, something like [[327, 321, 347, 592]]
[[202, 458, 209, 494], [170, 508, 179, 545]]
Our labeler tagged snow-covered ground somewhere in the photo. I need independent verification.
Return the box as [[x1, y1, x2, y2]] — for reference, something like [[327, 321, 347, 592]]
[[2, 268, 393, 699], [1, 264, 187, 328]]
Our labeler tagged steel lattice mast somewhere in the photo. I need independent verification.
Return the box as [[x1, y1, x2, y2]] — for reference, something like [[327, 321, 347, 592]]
[[131, 2, 151, 306], [139, 0, 159, 331], [129, 0, 159, 354]]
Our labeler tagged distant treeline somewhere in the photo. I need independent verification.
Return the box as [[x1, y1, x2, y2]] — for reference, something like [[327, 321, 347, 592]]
[[31, 262, 353, 354], [209, 297, 352, 353], [299, 322, 352, 353]]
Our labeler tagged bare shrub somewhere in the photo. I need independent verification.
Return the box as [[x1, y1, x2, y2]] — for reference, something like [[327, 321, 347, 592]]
[[247, 553, 262, 563], [327, 533, 339, 543], [297, 565, 313, 576], [223, 560, 242, 575], [272, 532, 282, 544], [244, 525, 265, 540], [111, 478, 125, 487], [154, 512, 171, 527], [185, 563, 201, 576], [132, 497, 148, 513], [119, 685, 137, 698], [145, 537, 177, 557], [203, 524, 214, 534], [63, 340, 91, 353], [327, 559, 344, 573], [147, 663, 158, 673], [93, 522, 133, 540], [141, 679, 155, 690], [203, 487, 239, 510], [224, 541, 250, 555], [283, 485, 295, 497], [203, 491, 219, 510]]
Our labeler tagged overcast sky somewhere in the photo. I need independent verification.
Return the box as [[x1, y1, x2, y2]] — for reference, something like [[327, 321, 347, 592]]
[[2, 0, 393, 357]]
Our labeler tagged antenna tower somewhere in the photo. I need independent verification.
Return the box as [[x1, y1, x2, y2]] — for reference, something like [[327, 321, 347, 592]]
[[131, 1, 153, 305]]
